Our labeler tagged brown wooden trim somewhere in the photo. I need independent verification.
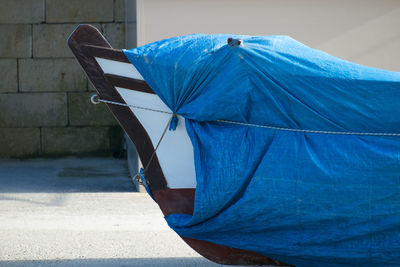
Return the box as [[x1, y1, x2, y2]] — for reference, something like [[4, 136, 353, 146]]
[[68, 24, 167, 191], [104, 74, 155, 94], [153, 188, 195, 216], [81, 44, 131, 63]]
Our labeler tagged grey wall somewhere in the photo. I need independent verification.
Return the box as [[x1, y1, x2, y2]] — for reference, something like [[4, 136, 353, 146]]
[[0, 0, 131, 158]]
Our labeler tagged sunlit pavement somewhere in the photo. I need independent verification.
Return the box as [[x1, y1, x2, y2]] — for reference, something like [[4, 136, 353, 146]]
[[0, 157, 238, 267]]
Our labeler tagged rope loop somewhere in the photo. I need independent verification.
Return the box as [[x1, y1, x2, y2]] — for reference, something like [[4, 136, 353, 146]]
[[90, 94, 101, 104]]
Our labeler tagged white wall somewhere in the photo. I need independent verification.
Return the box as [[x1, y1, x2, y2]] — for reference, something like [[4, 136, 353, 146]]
[[135, 0, 400, 72]]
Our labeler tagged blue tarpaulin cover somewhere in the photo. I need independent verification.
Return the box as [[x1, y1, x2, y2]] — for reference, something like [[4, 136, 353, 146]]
[[123, 34, 400, 267]]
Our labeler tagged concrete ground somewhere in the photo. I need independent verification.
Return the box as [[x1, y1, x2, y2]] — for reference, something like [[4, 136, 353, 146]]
[[0, 157, 248, 267]]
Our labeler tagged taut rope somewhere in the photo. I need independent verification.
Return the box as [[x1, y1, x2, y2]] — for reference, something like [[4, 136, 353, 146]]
[[91, 94, 400, 137]]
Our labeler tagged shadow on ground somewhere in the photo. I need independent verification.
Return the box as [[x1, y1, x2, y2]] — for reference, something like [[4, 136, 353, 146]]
[[0, 157, 136, 193], [0, 257, 218, 267]]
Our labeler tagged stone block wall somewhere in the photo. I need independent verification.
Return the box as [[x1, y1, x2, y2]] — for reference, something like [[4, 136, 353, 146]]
[[0, 0, 130, 158]]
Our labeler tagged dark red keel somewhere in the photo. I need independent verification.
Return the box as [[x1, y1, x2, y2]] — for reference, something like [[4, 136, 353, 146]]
[[68, 24, 291, 266], [182, 237, 287, 266], [153, 188, 291, 266]]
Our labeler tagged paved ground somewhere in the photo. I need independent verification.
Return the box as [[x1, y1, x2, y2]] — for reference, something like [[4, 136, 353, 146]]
[[0, 157, 245, 267]]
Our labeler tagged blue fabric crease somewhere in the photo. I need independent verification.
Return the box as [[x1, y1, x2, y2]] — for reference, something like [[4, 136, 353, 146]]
[[123, 34, 400, 267]]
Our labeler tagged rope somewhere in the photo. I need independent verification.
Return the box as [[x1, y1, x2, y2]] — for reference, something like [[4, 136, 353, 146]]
[[215, 119, 400, 137], [98, 98, 173, 115], [134, 114, 176, 186], [94, 95, 400, 137]]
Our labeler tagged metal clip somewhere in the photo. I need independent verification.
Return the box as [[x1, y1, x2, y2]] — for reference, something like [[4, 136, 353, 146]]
[[133, 169, 149, 186], [227, 38, 243, 47], [134, 173, 143, 185], [90, 94, 101, 104]]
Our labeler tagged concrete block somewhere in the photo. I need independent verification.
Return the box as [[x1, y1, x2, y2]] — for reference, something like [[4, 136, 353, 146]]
[[0, 93, 67, 127], [68, 92, 118, 126], [114, 0, 126, 22], [33, 23, 101, 58], [0, 59, 18, 93], [126, 0, 136, 22], [126, 21, 137, 49], [0, 0, 44, 24], [41, 126, 110, 155], [102, 23, 126, 49], [46, 0, 113, 23], [19, 59, 86, 92], [0, 128, 40, 158], [0, 25, 31, 58], [125, 0, 136, 48]]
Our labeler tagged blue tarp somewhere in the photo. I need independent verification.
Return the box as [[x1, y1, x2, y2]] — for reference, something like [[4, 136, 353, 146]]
[[123, 34, 400, 267]]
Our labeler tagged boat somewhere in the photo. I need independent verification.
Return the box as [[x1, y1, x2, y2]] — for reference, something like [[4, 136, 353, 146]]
[[68, 24, 400, 267], [68, 24, 284, 266]]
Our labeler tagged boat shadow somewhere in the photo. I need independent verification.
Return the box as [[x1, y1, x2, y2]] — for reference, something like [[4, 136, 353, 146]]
[[0, 157, 136, 194], [0, 257, 258, 267]]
